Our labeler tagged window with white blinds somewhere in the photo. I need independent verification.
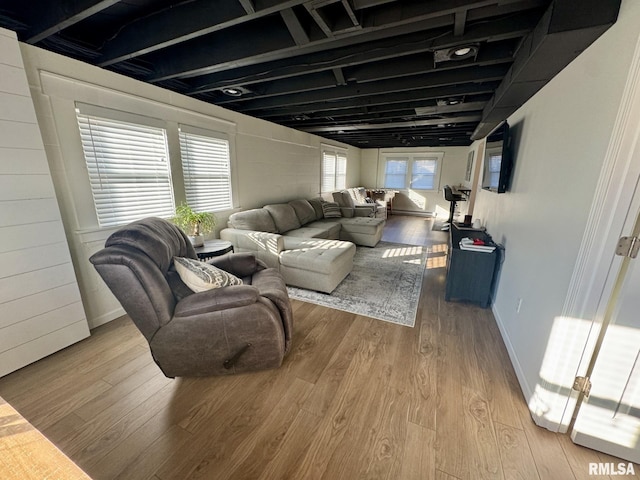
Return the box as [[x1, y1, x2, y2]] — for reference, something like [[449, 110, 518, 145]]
[[321, 147, 347, 193], [179, 127, 232, 211], [76, 111, 175, 228]]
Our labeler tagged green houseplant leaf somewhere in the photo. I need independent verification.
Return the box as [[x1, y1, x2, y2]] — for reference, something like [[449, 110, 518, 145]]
[[171, 203, 216, 236]]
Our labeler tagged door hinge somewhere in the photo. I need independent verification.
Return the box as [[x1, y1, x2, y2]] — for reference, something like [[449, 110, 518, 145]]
[[573, 376, 592, 397], [616, 236, 640, 258]]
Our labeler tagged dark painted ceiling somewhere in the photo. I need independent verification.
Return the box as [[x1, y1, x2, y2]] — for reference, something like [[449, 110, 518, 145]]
[[0, 0, 621, 148]]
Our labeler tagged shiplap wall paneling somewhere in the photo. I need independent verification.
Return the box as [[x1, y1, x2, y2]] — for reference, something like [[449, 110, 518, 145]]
[[0, 27, 89, 378]]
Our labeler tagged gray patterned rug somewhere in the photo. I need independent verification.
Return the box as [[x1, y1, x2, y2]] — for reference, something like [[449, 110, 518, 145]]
[[287, 241, 427, 327]]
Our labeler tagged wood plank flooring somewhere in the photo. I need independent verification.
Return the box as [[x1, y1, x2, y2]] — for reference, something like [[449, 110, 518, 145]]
[[0, 215, 635, 479]]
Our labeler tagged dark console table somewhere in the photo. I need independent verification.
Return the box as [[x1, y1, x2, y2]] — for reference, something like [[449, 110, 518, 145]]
[[445, 222, 499, 308]]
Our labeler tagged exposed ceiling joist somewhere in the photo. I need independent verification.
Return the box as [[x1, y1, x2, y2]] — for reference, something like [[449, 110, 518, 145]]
[[231, 65, 508, 111], [98, 0, 310, 67], [1, 0, 622, 149], [238, 0, 256, 14], [145, 0, 517, 82], [300, 114, 483, 132], [25, 0, 120, 44], [237, 82, 500, 117], [185, 8, 537, 95]]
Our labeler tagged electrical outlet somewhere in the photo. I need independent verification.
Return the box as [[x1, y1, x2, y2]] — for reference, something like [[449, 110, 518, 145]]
[[516, 298, 523, 313]]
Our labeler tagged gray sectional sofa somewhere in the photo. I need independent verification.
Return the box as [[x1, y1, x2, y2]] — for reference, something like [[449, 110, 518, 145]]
[[220, 198, 385, 293]]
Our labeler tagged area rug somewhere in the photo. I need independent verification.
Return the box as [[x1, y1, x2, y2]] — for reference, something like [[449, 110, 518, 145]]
[[287, 241, 427, 327]]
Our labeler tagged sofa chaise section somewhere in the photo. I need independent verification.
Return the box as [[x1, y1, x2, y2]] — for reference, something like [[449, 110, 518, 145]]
[[220, 198, 384, 293]]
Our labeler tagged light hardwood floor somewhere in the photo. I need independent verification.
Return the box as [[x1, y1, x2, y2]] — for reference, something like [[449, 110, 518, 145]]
[[0, 215, 636, 479]]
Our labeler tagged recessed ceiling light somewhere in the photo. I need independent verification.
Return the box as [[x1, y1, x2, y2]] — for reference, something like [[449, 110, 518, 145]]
[[222, 87, 243, 96], [433, 44, 479, 64], [453, 47, 472, 57]]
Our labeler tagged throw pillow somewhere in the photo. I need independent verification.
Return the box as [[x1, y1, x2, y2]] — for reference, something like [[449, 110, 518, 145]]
[[173, 256, 243, 292], [322, 202, 342, 218]]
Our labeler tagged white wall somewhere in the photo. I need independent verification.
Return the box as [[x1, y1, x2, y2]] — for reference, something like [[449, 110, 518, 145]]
[[471, 0, 640, 429], [18, 43, 359, 329], [0, 28, 89, 377], [361, 146, 470, 217]]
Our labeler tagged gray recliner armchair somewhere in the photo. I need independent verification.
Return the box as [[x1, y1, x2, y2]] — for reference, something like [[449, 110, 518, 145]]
[[89, 217, 293, 377]]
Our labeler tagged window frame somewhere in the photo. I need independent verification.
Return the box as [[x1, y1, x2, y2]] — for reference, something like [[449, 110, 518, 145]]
[[382, 152, 444, 191]]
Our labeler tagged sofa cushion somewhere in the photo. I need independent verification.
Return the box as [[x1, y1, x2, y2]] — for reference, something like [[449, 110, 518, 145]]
[[173, 257, 243, 292], [264, 204, 301, 233], [322, 202, 342, 218], [289, 199, 316, 225], [282, 227, 332, 239], [339, 216, 385, 234], [306, 220, 342, 239], [280, 238, 356, 274], [333, 191, 355, 209], [228, 208, 277, 233], [307, 198, 326, 220]]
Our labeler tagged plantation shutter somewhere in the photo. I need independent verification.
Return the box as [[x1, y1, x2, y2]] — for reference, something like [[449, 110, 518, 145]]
[[321, 150, 336, 193], [321, 145, 347, 192], [76, 111, 175, 228], [336, 151, 347, 190], [179, 127, 232, 211]]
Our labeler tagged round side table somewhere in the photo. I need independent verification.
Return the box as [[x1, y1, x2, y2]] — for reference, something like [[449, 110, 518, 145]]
[[193, 239, 234, 261]]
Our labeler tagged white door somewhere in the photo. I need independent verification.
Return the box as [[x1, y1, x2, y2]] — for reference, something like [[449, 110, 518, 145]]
[[571, 194, 640, 462]]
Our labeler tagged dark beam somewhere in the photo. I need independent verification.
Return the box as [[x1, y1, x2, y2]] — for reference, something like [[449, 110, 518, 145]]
[[238, 0, 256, 14], [213, 46, 511, 105], [231, 65, 508, 111], [304, 3, 334, 38], [471, 0, 622, 139], [25, 0, 120, 44], [454, 9, 467, 36], [239, 82, 500, 116], [97, 0, 310, 67], [271, 98, 488, 123], [299, 114, 482, 132], [278, 103, 486, 127], [350, 0, 397, 8], [347, 39, 516, 83], [280, 8, 310, 45], [341, 0, 361, 28], [216, 71, 338, 103], [146, 0, 518, 82], [333, 67, 347, 86], [185, 10, 536, 95]]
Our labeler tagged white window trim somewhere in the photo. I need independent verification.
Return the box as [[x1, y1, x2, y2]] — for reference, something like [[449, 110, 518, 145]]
[[381, 151, 444, 191], [321, 144, 348, 193]]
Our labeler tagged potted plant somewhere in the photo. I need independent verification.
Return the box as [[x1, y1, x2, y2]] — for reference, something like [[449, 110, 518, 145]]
[[171, 203, 216, 247]]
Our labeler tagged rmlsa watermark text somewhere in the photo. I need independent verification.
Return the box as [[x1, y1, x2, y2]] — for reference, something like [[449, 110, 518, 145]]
[[589, 463, 636, 476]]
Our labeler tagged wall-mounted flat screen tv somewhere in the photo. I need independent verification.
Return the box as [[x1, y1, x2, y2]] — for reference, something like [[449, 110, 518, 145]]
[[482, 121, 512, 193]]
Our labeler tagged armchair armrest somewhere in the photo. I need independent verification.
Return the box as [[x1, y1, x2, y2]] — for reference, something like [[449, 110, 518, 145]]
[[354, 205, 376, 217], [206, 252, 264, 277], [174, 285, 259, 317]]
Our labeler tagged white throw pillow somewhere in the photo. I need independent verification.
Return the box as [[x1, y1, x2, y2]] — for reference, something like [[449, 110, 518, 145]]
[[173, 257, 242, 292]]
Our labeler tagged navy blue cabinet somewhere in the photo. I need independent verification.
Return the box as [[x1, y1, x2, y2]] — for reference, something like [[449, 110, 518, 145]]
[[445, 223, 499, 308]]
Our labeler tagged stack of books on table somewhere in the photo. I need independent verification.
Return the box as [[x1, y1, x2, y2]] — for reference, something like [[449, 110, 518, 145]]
[[459, 237, 496, 253]]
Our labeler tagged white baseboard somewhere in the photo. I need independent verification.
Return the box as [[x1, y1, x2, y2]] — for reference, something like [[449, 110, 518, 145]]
[[88, 307, 126, 330], [391, 210, 436, 218], [491, 304, 561, 432]]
